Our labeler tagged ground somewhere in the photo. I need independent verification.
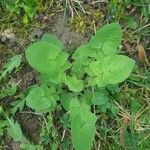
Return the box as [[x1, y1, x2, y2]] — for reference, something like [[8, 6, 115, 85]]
[[0, 0, 150, 150]]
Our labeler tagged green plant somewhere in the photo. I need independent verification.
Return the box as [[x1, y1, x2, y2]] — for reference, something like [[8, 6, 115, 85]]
[[1, 0, 42, 24], [0, 83, 17, 100], [0, 107, 36, 149], [0, 54, 22, 81], [0, 22, 135, 149], [0, 55, 22, 100], [23, 22, 135, 150]]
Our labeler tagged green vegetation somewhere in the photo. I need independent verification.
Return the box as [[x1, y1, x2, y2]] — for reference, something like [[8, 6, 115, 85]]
[[25, 22, 135, 150], [0, 0, 150, 150], [0, 22, 137, 149], [1, 0, 43, 24]]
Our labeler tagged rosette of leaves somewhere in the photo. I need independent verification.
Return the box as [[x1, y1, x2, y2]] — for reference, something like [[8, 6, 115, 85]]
[[25, 23, 135, 150]]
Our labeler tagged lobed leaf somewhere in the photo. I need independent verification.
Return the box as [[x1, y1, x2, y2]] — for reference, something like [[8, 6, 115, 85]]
[[0, 55, 22, 80]]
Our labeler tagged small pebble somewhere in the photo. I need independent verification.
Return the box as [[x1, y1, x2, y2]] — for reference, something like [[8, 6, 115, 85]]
[[31, 28, 43, 39]]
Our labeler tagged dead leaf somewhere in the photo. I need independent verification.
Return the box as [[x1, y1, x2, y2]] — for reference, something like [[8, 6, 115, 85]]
[[137, 44, 150, 67], [124, 42, 132, 54], [119, 127, 126, 147]]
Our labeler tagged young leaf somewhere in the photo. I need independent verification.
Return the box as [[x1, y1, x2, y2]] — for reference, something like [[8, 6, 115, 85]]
[[87, 60, 104, 77], [65, 76, 83, 92], [42, 33, 64, 50], [26, 85, 52, 112], [72, 45, 97, 77], [0, 55, 22, 80], [102, 55, 135, 85], [88, 22, 122, 56], [70, 101, 97, 150], [86, 60, 104, 87]]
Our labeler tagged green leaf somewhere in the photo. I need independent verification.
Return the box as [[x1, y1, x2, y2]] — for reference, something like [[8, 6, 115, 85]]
[[111, 104, 119, 116], [92, 89, 109, 105], [60, 93, 74, 111], [55, 51, 69, 67], [23, 5, 34, 19], [42, 34, 64, 50], [102, 55, 135, 85], [7, 118, 23, 142], [88, 22, 122, 56], [131, 100, 141, 114], [4, 0, 19, 13], [71, 44, 98, 78], [80, 90, 93, 106], [26, 41, 61, 74], [72, 44, 97, 60], [70, 101, 97, 150], [11, 98, 26, 115], [71, 60, 86, 78], [26, 85, 52, 112], [26, 40, 68, 83], [0, 55, 22, 80], [4, 55, 22, 73], [86, 60, 104, 87], [20, 143, 37, 150], [0, 83, 17, 100], [87, 55, 135, 86], [40, 72, 62, 84], [69, 100, 80, 120], [65, 76, 83, 92], [87, 60, 104, 77], [72, 45, 97, 77]]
